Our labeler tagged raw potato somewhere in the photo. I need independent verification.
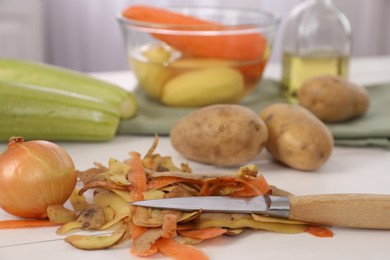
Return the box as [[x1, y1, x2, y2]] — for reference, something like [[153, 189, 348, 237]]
[[161, 67, 245, 107], [170, 104, 268, 167], [130, 44, 172, 98], [260, 103, 333, 171], [298, 75, 370, 123]]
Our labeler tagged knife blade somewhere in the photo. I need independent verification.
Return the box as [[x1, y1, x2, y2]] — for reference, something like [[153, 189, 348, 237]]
[[131, 193, 390, 229]]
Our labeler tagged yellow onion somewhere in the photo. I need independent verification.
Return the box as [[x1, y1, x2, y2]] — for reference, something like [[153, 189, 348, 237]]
[[0, 137, 77, 219]]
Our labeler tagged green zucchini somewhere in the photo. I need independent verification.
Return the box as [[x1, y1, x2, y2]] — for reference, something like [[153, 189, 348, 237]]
[[0, 81, 120, 141], [0, 59, 137, 119]]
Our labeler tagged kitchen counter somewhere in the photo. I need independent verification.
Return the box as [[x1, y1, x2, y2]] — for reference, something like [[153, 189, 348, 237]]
[[1, 56, 390, 260]]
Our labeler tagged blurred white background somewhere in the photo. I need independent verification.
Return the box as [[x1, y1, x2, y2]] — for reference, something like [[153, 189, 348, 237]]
[[0, 0, 389, 72]]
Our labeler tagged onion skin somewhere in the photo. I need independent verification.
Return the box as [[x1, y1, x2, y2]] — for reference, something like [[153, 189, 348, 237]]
[[0, 137, 78, 219]]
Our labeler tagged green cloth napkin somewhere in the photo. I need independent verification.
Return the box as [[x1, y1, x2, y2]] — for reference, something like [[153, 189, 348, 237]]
[[118, 79, 390, 148]]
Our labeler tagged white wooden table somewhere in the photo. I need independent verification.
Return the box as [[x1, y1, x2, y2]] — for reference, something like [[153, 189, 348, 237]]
[[1, 56, 390, 260]]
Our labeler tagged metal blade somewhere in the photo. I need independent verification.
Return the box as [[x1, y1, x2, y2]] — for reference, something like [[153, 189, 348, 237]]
[[131, 195, 272, 214]]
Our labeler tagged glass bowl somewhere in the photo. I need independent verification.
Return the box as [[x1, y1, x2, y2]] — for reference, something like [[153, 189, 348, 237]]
[[117, 5, 279, 107]]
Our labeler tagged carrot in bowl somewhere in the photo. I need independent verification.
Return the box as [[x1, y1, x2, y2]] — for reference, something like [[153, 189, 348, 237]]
[[122, 5, 268, 61]]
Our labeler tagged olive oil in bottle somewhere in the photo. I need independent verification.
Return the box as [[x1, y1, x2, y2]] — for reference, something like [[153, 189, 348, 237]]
[[282, 51, 349, 98], [281, 0, 352, 102]]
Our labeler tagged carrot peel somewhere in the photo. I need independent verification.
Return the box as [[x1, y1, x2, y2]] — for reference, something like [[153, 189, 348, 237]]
[[162, 214, 178, 238], [0, 219, 60, 229], [155, 237, 210, 260], [305, 226, 334, 238], [178, 227, 227, 240], [126, 151, 147, 195]]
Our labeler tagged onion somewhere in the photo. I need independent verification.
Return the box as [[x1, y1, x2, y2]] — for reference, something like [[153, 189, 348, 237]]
[[0, 137, 77, 219]]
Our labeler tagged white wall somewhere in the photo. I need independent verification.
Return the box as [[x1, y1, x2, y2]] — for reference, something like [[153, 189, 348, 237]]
[[0, 0, 45, 61], [1, 0, 389, 72]]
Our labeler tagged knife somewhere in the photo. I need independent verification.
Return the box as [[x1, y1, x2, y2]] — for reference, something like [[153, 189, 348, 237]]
[[131, 194, 390, 229]]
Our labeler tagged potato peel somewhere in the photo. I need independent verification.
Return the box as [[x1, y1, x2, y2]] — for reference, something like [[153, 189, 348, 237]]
[[65, 222, 127, 250]]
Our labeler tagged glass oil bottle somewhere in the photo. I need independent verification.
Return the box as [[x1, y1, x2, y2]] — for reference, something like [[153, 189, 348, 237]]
[[281, 0, 352, 101]]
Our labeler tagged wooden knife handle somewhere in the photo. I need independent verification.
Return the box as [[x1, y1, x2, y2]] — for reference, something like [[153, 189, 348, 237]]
[[288, 194, 390, 229]]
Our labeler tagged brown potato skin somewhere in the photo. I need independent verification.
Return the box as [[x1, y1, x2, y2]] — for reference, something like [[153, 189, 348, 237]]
[[260, 103, 333, 171], [170, 104, 268, 167], [297, 76, 370, 123]]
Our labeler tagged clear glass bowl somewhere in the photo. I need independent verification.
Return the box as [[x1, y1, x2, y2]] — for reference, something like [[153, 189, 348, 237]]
[[117, 5, 279, 107]]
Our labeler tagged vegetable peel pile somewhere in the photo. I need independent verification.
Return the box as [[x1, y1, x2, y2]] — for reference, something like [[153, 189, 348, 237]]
[[0, 136, 333, 259]]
